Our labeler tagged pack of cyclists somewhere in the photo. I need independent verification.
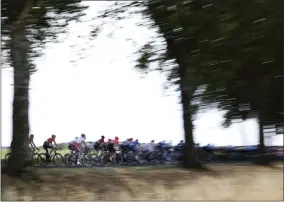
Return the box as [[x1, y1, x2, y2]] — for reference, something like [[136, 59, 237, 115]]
[[28, 134, 181, 159]]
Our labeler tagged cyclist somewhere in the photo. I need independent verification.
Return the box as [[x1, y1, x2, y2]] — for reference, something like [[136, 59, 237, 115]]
[[68, 138, 77, 153], [106, 138, 117, 164], [148, 140, 155, 152], [141, 140, 154, 153], [112, 136, 119, 144], [43, 134, 60, 159], [129, 139, 139, 153], [97, 136, 105, 144], [74, 134, 87, 165], [177, 140, 185, 147], [29, 134, 39, 152], [94, 135, 105, 151]]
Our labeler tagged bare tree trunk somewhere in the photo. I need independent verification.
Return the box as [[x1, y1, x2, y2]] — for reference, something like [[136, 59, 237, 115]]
[[180, 83, 199, 168], [4, 0, 34, 177], [145, 1, 200, 169], [179, 65, 201, 169], [254, 111, 272, 165]]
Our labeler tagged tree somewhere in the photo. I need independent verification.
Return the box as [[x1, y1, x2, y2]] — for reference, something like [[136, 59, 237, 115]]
[[192, 0, 284, 164], [98, 0, 284, 166], [1, 0, 88, 176], [99, 0, 221, 168]]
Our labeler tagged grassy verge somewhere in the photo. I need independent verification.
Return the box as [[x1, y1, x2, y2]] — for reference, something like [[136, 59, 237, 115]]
[[2, 164, 283, 200]]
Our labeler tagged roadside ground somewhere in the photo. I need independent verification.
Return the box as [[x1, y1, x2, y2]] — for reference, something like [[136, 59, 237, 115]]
[[2, 163, 283, 200]]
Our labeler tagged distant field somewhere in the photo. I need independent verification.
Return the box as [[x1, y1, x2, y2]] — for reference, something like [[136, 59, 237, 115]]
[[2, 164, 283, 200]]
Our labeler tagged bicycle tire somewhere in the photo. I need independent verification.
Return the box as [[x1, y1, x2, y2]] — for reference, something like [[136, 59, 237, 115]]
[[66, 154, 77, 168], [91, 153, 101, 165], [52, 153, 64, 166], [64, 154, 70, 165], [63, 154, 70, 165], [4, 153, 11, 164], [101, 153, 110, 166], [39, 153, 49, 165], [31, 153, 41, 167], [114, 153, 123, 165], [82, 154, 93, 167]]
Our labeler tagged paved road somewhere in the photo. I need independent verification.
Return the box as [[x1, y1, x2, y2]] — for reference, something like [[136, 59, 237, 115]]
[[35, 161, 255, 169], [3, 159, 282, 169]]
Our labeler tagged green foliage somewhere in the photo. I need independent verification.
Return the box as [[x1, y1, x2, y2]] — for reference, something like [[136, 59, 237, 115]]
[[98, 0, 283, 128], [1, 0, 88, 69]]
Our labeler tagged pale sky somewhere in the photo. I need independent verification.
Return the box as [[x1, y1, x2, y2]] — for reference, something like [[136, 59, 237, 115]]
[[1, 2, 283, 147]]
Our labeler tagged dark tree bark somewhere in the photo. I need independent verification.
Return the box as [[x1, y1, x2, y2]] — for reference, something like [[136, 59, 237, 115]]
[[3, 0, 35, 177], [178, 57, 201, 169]]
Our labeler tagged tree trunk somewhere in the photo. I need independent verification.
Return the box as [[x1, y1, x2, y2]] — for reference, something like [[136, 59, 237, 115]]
[[145, 1, 200, 168], [257, 113, 265, 154], [180, 82, 199, 168], [254, 111, 271, 165], [4, 0, 34, 176], [178, 60, 201, 169]]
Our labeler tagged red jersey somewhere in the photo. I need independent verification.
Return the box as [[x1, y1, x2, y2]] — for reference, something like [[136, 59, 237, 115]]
[[113, 139, 119, 144], [97, 138, 104, 144], [47, 137, 55, 143]]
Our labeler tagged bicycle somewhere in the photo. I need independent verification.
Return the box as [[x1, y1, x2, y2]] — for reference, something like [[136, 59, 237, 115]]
[[64, 149, 76, 165], [4, 150, 42, 167], [65, 148, 93, 167], [101, 150, 123, 166], [89, 148, 104, 166], [40, 147, 64, 166]]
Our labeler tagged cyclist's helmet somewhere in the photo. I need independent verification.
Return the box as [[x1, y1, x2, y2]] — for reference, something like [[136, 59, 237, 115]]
[[115, 136, 119, 140], [180, 140, 184, 143], [81, 133, 86, 139], [30, 134, 34, 138], [129, 138, 133, 141], [151, 140, 155, 143], [101, 135, 105, 139], [52, 134, 56, 138]]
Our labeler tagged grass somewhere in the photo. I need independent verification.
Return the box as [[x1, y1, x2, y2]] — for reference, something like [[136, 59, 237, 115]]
[[1, 164, 283, 200]]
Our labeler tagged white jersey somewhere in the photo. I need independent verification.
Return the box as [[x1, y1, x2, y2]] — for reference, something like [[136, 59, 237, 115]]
[[75, 137, 85, 144], [141, 143, 155, 152]]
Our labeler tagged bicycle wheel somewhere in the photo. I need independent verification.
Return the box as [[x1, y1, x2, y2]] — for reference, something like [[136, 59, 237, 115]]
[[82, 154, 93, 167], [39, 153, 49, 165], [90, 153, 101, 166], [101, 153, 110, 166], [4, 153, 11, 164], [114, 152, 123, 165], [64, 154, 69, 165], [66, 154, 77, 168], [31, 153, 41, 167], [52, 153, 64, 166], [63, 154, 70, 165]]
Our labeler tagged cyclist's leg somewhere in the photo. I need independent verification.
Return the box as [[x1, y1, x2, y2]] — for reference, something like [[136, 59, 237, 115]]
[[74, 143, 82, 164], [43, 143, 49, 155], [49, 143, 55, 154], [109, 144, 116, 163], [77, 148, 83, 164]]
